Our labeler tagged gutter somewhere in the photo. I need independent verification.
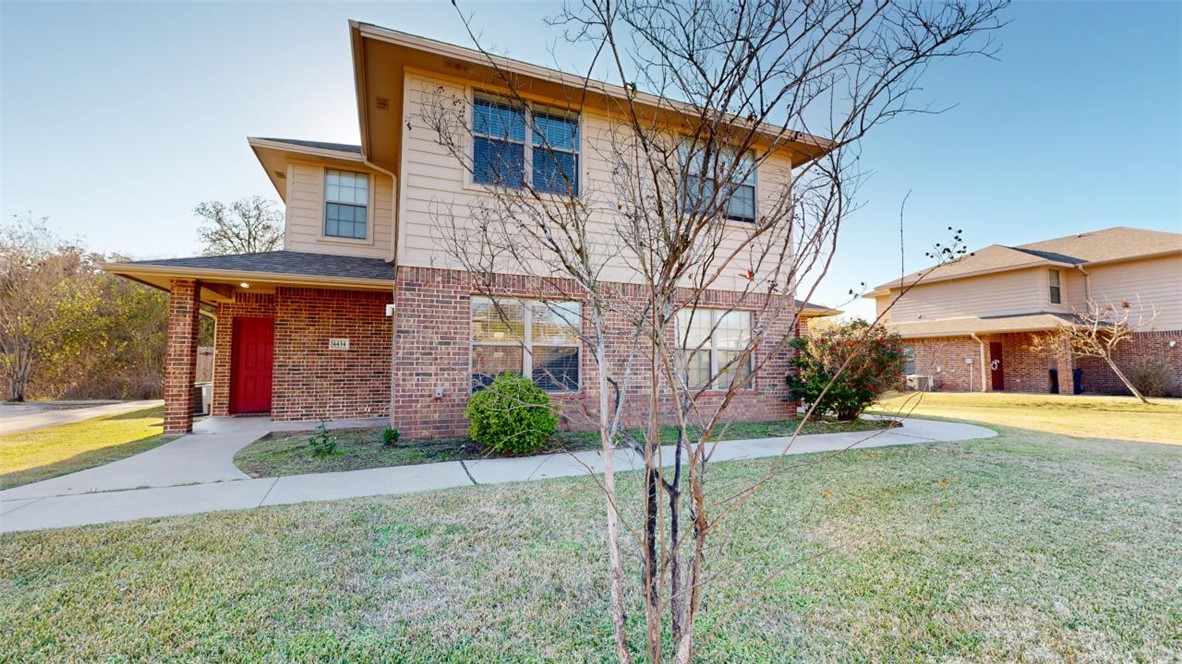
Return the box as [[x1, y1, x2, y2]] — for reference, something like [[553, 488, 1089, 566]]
[[970, 332, 987, 393]]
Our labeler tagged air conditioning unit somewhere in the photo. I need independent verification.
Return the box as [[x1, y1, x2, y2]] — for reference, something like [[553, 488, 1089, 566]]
[[905, 374, 931, 392]]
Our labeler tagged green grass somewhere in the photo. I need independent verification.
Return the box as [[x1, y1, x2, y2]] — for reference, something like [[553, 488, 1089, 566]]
[[234, 418, 893, 479], [0, 407, 175, 490], [3, 425, 1179, 662], [870, 391, 1182, 444]]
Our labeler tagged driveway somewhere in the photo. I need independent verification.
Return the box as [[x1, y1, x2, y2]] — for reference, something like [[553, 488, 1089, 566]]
[[0, 400, 164, 434], [0, 417, 996, 533]]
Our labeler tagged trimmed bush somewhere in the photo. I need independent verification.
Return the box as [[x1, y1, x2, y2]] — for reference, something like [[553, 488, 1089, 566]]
[[381, 426, 401, 446], [464, 373, 558, 455], [786, 320, 906, 420]]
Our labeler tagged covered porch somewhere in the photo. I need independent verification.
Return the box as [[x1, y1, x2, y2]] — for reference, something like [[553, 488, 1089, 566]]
[[102, 251, 395, 433]]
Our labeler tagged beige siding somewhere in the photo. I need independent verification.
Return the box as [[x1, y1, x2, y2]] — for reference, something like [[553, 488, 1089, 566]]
[[889, 268, 1045, 322], [283, 161, 394, 260], [1085, 255, 1182, 329], [397, 72, 794, 291], [875, 295, 891, 325]]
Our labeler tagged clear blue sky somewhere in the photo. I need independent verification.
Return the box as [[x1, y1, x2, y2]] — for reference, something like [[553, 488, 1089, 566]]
[[3, 1, 1179, 318]]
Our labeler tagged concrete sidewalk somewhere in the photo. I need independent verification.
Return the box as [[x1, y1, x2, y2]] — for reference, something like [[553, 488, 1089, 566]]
[[0, 400, 164, 434], [0, 417, 995, 534]]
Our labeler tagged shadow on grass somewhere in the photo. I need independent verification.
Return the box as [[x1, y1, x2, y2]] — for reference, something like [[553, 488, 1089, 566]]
[[0, 432, 176, 491], [104, 406, 165, 421]]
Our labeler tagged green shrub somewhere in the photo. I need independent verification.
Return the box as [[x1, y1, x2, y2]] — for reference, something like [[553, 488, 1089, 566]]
[[464, 373, 558, 455], [1126, 357, 1175, 397], [308, 422, 337, 457], [786, 320, 906, 420], [381, 426, 401, 446]]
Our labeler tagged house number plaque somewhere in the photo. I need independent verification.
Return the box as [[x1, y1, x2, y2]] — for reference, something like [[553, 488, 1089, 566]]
[[328, 338, 350, 351]]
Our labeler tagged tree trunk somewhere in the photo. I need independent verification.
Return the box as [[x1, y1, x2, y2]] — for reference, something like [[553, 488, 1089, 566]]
[[594, 336, 632, 664], [1104, 354, 1149, 404]]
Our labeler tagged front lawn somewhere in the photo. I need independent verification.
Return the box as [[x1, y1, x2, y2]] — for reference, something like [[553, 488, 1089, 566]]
[[0, 406, 175, 490], [872, 391, 1182, 444], [4, 426, 1180, 661], [234, 417, 893, 479]]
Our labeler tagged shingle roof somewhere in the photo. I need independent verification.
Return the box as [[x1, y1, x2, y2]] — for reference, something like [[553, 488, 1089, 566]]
[[254, 138, 362, 154], [122, 251, 394, 281], [876, 227, 1182, 290], [890, 312, 1075, 338]]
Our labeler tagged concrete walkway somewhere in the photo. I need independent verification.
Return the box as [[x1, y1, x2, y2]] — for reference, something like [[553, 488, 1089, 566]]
[[0, 417, 995, 534], [0, 400, 164, 434]]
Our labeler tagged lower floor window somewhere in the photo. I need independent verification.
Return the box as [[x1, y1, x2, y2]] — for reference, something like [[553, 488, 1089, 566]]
[[675, 308, 754, 390], [471, 297, 581, 392]]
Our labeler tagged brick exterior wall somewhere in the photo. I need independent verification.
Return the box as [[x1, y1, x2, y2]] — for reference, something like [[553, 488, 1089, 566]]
[[210, 287, 393, 420], [1075, 331, 1182, 397], [903, 330, 1181, 396], [163, 279, 200, 433], [391, 266, 798, 439], [905, 336, 984, 392]]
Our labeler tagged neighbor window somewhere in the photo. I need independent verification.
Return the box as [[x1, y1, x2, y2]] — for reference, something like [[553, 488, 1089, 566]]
[[471, 297, 581, 392], [1049, 269, 1061, 304], [682, 144, 757, 223], [324, 169, 368, 239], [472, 94, 579, 195], [903, 347, 916, 375], [675, 308, 754, 390]]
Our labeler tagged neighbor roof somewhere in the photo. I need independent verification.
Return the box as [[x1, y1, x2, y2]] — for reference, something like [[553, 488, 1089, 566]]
[[115, 251, 394, 281], [873, 227, 1182, 292], [889, 313, 1075, 339]]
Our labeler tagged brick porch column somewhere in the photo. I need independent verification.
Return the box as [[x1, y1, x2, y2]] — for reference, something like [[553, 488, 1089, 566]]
[[1056, 337, 1076, 395], [164, 279, 200, 433]]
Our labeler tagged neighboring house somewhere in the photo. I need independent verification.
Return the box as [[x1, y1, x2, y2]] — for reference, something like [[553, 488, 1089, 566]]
[[868, 227, 1182, 395], [104, 22, 839, 436]]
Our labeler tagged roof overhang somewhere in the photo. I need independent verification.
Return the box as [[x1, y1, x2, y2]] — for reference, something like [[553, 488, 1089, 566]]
[[248, 138, 368, 200], [889, 313, 1074, 339], [349, 20, 834, 176], [100, 261, 393, 307]]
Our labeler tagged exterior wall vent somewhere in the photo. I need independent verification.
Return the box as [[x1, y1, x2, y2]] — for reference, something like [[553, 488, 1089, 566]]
[[273, 171, 286, 179], [376, 97, 389, 110]]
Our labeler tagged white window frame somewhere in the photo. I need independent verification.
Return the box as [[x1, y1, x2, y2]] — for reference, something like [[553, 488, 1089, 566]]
[[468, 91, 582, 197], [675, 308, 756, 391], [470, 296, 582, 393], [322, 168, 373, 244], [681, 142, 759, 224], [1048, 269, 1062, 305]]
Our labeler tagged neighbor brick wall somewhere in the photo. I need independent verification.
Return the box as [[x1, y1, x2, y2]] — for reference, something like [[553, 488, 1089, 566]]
[[391, 266, 797, 439], [905, 336, 984, 392], [163, 279, 200, 433], [1075, 331, 1182, 397]]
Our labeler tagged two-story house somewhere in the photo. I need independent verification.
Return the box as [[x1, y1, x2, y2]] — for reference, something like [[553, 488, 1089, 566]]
[[868, 226, 1182, 395], [104, 22, 838, 436]]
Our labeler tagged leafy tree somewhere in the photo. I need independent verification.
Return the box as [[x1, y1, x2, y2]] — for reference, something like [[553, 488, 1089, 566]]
[[195, 195, 283, 256], [787, 320, 907, 420]]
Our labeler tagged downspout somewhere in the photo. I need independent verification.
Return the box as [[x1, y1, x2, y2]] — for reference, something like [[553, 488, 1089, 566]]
[[361, 156, 399, 427], [1076, 264, 1090, 304], [970, 333, 987, 392]]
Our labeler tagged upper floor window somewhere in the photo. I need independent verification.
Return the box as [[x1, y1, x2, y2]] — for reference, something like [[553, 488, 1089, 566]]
[[683, 145, 757, 223], [472, 94, 579, 195], [675, 308, 754, 390], [324, 169, 368, 240], [471, 297, 581, 392], [1048, 269, 1061, 304]]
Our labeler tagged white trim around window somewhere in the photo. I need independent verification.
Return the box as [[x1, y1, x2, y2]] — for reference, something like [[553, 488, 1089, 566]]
[[470, 296, 582, 393], [321, 167, 375, 245], [675, 307, 755, 390]]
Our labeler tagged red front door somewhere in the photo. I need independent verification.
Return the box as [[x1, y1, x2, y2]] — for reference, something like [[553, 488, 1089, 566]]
[[989, 342, 1005, 391], [231, 317, 274, 414]]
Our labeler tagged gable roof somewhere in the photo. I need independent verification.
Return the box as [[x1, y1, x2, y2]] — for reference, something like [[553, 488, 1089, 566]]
[[873, 226, 1182, 292]]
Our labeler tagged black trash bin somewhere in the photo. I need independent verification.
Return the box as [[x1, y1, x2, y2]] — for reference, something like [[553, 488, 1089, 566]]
[[1049, 369, 1059, 394], [1072, 368, 1083, 395]]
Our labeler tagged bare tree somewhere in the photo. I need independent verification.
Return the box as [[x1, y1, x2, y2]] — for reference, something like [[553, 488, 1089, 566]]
[[194, 196, 283, 256], [1037, 299, 1158, 404], [421, 1, 1006, 660]]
